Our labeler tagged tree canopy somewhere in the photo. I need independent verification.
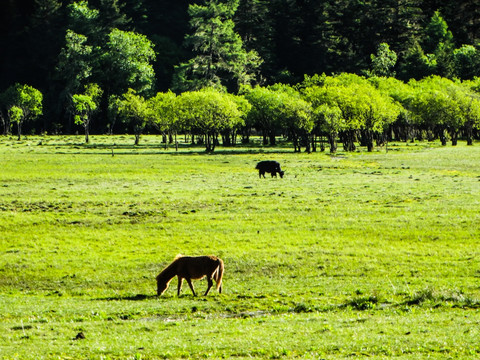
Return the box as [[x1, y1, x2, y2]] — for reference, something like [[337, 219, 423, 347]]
[[1, 0, 480, 147]]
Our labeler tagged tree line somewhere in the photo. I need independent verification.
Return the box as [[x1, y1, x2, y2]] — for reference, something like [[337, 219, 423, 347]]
[[3, 73, 480, 153], [1, 0, 480, 150]]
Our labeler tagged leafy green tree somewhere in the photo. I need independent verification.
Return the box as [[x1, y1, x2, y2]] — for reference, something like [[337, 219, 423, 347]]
[[242, 86, 283, 145], [93, 0, 131, 33], [0, 89, 13, 135], [369, 76, 415, 142], [303, 74, 400, 152], [398, 40, 434, 80], [227, 93, 251, 145], [5, 84, 43, 140], [267, 83, 314, 152], [243, 84, 313, 151], [358, 86, 401, 151], [67, 1, 101, 40], [8, 107, 23, 137], [453, 45, 480, 80], [56, 30, 94, 96], [315, 104, 344, 153], [368, 43, 397, 77], [423, 11, 454, 54], [103, 29, 156, 96], [177, 89, 243, 152], [148, 91, 178, 147], [408, 76, 464, 145], [441, 80, 480, 145], [235, 0, 272, 76], [302, 84, 346, 154], [173, 0, 262, 92], [71, 83, 103, 143], [107, 95, 122, 134], [118, 89, 150, 145], [423, 11, 455, 78], [281, 92, 313, 152], [462, 79, 480, 145]]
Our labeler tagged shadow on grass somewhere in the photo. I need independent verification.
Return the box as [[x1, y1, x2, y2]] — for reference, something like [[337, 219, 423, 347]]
[[97, 294, 158, 301], [33, 136, 296, 155]]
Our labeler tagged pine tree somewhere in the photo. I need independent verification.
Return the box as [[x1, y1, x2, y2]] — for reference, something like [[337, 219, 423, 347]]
[[172, 0, 262, 92]]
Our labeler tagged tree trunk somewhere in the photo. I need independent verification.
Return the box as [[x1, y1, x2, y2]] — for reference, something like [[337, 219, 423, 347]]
[[269, 131, 276, 146], [342, 130, 356, 152], [311, 134, 317, 152], [303, 133, 311, 153], [0, 112, 9, 135], [328, 132, 337, 154], [241, 126, 251, 144], [450, 130, 458, 146], [292, 135, 300, 152], [17, 121, 22, 141], [222, 130, 232, 146], [365, 130, 374, 152], [440, 130, 447, 146], [465, 121, 473, 145]]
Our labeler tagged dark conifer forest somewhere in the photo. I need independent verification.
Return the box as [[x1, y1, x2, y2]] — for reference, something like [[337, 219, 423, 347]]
[[1, 0, 480, 142]]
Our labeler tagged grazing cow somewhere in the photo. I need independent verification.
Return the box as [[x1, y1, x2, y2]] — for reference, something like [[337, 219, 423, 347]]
[[255, 161, 284, 178]]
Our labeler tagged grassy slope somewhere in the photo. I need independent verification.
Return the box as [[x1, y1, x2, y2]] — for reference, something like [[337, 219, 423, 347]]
[[0, 135, 479, 359]]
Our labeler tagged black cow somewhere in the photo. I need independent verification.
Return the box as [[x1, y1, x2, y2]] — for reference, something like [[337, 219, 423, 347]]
[[255, 161, 284, 178]]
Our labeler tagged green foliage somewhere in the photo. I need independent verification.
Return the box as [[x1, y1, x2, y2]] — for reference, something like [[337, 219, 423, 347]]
[[117, 88, 150, 145], [173, 0, 262, 92], [242, 85, 284, 145], [423, 11, 453, 54], [406, 76, 480, 145], [5, 0, 480, 138], [368, 43, 398, 77], [276, 87, 313, 152], [3, 84, 43, 140], [302, 74, 400, 152], [177, 88, 244, 152], [56, 30, 93, 95], [55, 1, 155, 128], [71, 83, 103, 143], [148, 91, 178, 135], [313, 103, 344, 153], [67, 0, 101, 39], [7, 106, 23, 126], [453, 45, 480, 79], [107, 94, 122, 134], [103, 29, 156, 96]]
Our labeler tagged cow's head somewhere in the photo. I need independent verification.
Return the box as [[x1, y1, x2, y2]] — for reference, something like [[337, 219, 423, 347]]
[[279, 171, 284, 178]]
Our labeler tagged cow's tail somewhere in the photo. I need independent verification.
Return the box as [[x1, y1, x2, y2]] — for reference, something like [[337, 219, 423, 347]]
[[213, 258, 224, 293]]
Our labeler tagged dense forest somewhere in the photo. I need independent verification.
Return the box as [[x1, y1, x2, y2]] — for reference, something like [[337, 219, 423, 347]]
[[1, 0, 480, 147]]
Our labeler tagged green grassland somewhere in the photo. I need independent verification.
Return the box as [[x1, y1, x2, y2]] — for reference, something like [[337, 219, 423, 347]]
[[1, 135, 479, 359]]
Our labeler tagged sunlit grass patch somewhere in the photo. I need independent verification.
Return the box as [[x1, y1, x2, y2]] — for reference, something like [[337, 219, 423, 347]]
[[1, 136, 480, 359]]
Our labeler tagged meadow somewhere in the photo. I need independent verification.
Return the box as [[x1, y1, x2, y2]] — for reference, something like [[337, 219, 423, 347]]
[[0, 135, 479, 359]]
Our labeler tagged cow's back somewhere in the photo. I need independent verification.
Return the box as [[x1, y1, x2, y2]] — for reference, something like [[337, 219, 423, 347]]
[[256, 161, 278, 171]]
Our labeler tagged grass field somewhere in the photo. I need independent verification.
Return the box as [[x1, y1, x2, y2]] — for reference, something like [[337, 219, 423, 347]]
[[1, 135, 479, 359]]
